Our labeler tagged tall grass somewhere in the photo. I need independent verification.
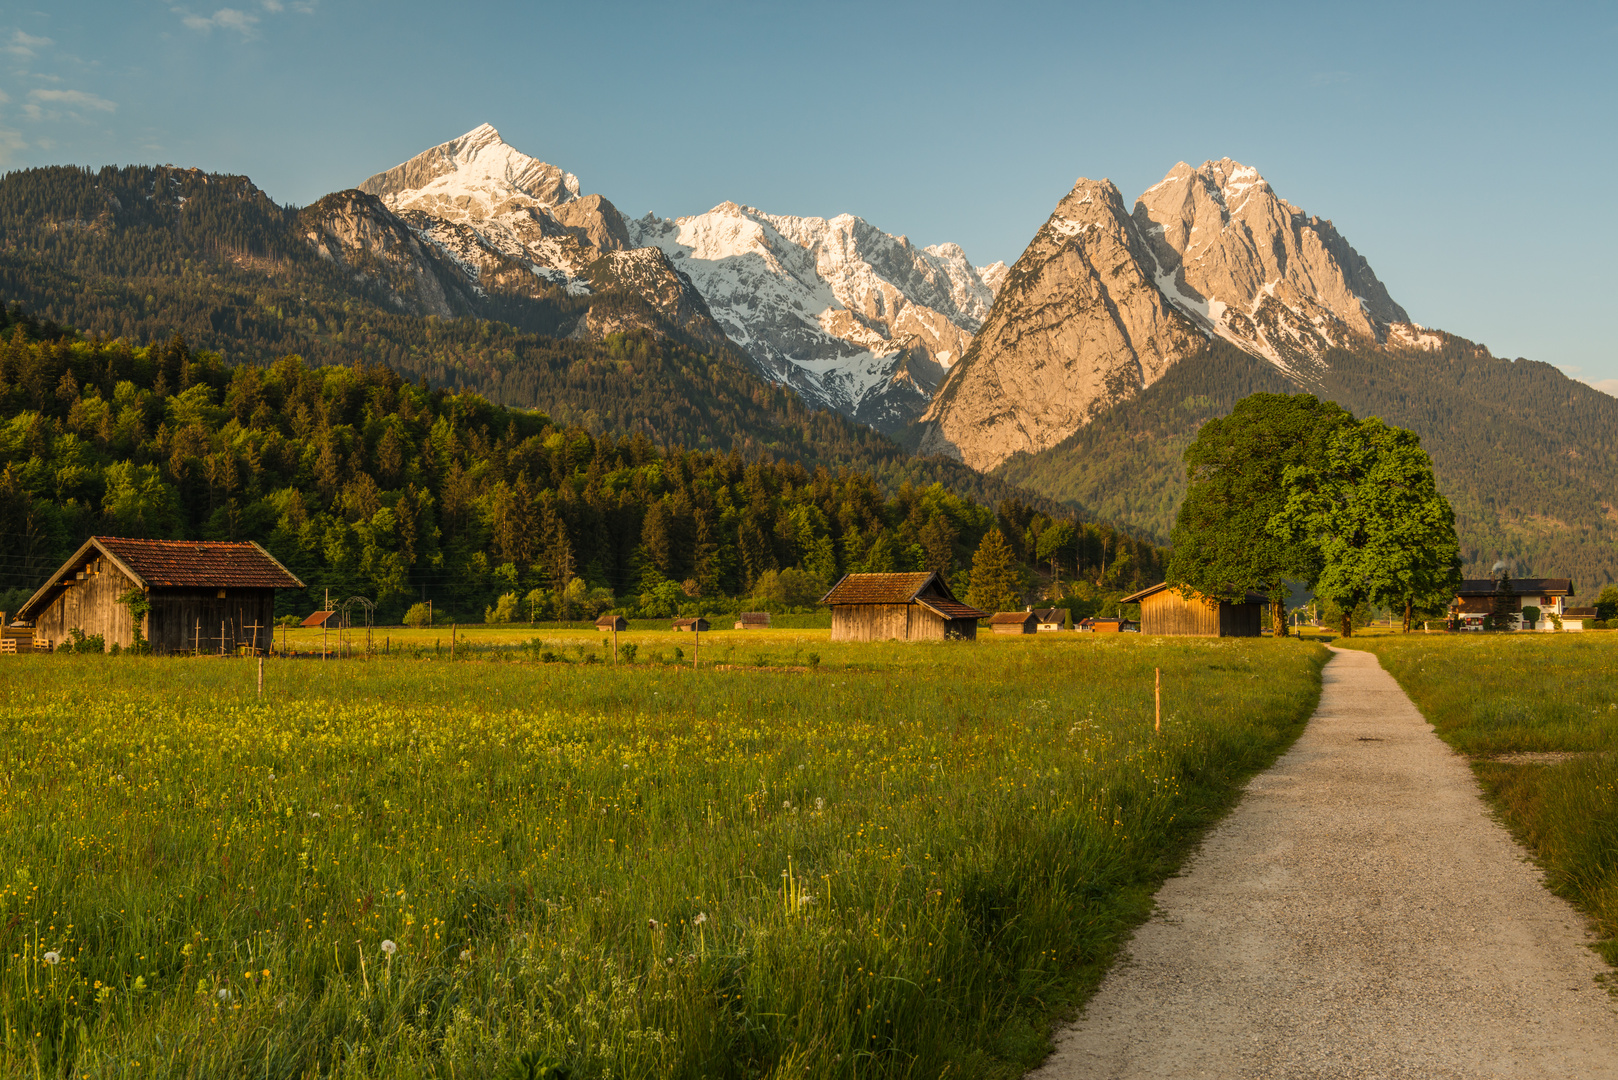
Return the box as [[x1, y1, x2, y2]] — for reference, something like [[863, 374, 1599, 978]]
[[0, 635, 1326, 1078], [1342, 634, 1618, 959]]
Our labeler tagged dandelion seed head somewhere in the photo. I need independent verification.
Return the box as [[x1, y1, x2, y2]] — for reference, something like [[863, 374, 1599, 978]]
[[693, 912, 707, 925], [43, 951, 60, 965], [380, 939, 397, 955]]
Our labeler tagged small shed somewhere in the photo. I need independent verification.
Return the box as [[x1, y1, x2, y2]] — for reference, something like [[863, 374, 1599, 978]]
[[1089, 618, 1124, 633], [596, 614, 629, 632], [988, 611, 1037, 635], [735, 612, 772, 630], [1032, 607, 1067, 632], [17, 537, 304, 654], [820, 571, 986, 642], [672, 617, 711, 632], [301, 610, 340, 628], [1120, 582, 1264, 637]]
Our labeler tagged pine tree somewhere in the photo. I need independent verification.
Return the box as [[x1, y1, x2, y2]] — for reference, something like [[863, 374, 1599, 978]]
[[967, 528, 1020, 613]]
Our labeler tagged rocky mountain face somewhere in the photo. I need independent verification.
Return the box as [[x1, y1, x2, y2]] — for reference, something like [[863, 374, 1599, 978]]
[[343, 125, 1006, 432], [919, 159, 1431, 470]]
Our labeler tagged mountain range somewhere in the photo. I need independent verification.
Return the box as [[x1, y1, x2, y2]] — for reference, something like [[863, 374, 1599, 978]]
[[2, 126, 1614, 588]]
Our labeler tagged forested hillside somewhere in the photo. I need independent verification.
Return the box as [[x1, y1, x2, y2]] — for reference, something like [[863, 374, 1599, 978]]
[[0, 312, 1165, 622], [994, 336, 1618, 589], [0, 164, 1068, 517]]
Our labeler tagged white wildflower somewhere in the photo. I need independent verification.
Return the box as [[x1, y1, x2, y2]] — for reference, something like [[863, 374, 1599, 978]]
[[692, 912, 707, 926]]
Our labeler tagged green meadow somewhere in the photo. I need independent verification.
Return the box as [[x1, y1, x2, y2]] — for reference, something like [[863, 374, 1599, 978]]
[[1, 633, 1326, 1079], [1340, 633, 1618, 960]]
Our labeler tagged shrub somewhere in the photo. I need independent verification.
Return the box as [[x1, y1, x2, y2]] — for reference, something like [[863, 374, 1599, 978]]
[[485, 593, 519, 624], [404, 603, 432, 628], [619, 643, 638, 663]]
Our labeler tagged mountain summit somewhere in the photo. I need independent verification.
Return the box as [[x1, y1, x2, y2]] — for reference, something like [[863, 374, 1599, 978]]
[[353, 125, 1006, 432], [918, 160, 1428, 470]]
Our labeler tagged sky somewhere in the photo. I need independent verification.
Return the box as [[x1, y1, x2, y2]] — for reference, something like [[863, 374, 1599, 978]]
[[3, 0, 1616, 393]]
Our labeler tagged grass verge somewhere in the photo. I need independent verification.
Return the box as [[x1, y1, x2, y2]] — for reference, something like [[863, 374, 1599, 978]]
[[0, 635, 1325, 1078]]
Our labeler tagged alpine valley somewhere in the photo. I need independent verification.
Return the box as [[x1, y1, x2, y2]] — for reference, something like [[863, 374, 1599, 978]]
[[2, 127, 1615, 587]]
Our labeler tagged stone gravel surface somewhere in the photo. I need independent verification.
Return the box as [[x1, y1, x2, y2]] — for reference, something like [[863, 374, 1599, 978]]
[[1030, 646, 1618, 1079]]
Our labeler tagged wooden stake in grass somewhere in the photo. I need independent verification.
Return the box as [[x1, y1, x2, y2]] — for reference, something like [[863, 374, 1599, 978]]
[[258, 656, 263, 698], [1155, 667, 1162, 734], [450, 624, 456, 661]]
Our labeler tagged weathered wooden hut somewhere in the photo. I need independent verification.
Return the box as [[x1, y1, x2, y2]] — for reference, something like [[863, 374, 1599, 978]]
[[820, 572, 986, 642], [1119, 582, 1264, 637], [672, 617, 711, 632], [17, 537, 304, 654], [988, 611, 1037, 635], [595, 614, 629, 632], [734, 612, 772, 630]]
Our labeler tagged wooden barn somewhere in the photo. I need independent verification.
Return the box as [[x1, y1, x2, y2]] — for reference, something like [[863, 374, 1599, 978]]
[[16, 537, 304, 654], [820, 572, 987, 642], [734, 612, 772, 630], [988, 611, 1037, 634], [672, 617, 711, 632], [1120, 582, 1264, 637], [595, 614, 629, 632]]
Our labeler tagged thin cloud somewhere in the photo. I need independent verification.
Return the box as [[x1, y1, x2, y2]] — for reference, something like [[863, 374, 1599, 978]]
[[4, 29, 53, 57], [27, 88, 117, 113], [178, 7, 261, 37], [0, 127, 25, 168], [1586, 378, 1618, 398]]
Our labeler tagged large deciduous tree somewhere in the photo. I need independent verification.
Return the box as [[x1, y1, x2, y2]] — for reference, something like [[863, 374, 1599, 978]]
[[1272, 417, 1461, 637], [1167, 394, 1351, 635]]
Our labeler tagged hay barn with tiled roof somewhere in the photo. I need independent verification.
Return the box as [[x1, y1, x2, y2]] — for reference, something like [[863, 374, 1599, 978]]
[[17, 537, 303, 654], [820, 572, 987, 642]]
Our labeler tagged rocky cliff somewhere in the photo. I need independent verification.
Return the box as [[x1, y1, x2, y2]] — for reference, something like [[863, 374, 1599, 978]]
[[917, 180, 1204, 470], [920, 160, 1426, 469]]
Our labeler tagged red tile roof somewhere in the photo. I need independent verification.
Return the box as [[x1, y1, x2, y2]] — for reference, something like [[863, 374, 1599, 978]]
[[95, 537, 303, 589], [821, 572, 937, 605]]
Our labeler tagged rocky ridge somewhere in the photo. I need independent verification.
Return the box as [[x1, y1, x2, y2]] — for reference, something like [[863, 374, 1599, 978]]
[[344, 125, 1006, 432], [920, 159, 1435, 470]]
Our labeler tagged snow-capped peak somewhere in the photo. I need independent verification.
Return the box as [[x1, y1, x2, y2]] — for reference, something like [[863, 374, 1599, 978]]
[[359, 124, 580, 217]]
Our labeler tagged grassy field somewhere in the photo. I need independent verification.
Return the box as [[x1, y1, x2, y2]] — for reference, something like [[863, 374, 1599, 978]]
[[1339, 633, 1618, 960], [1, 632, 1326, 1079]]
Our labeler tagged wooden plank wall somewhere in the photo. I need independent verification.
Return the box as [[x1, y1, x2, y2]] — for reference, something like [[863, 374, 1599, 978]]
[[149, 589, 278, 654], [1141, 591, 1220, 636], [33, 559, 139, 648], [831, 604, 952, 641]]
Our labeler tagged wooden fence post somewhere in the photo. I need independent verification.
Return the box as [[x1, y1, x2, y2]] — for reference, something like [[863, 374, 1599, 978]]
[[258, 656, 264, 698], [1155, 667, 1161, 734]]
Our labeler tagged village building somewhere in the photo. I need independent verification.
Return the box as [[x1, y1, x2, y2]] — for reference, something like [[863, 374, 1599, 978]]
[[1119, 582, 1265, 637], [16, 537, 303, 654], [1450, 578, 1576, 631], [1032, 607, 1067, 632], [988, 611, 1038, 635], [735, 612, 771, 630], [595, 614, 629, 632], [820, 572, 987, 642], [672, 617, 711, 632]]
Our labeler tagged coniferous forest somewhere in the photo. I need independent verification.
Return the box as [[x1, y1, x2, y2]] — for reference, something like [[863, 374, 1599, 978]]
[[0, 308, 1165, 623]]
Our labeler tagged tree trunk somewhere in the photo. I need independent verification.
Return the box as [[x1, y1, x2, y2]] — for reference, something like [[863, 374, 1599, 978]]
[[1341, 610, 1354, 637], [1272, 592, 1288, 637], [1403, 600, 1413, 634]]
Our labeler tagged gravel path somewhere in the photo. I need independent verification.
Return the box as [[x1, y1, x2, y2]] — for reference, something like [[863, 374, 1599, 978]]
[[1030, 646, 1618, 1079]]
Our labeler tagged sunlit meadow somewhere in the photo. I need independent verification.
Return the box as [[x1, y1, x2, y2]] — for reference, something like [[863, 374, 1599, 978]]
[[1, 631, 1326, 1078]]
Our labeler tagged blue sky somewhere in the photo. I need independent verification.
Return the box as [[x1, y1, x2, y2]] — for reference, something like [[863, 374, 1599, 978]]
[[4, 1, 1616, 392]]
